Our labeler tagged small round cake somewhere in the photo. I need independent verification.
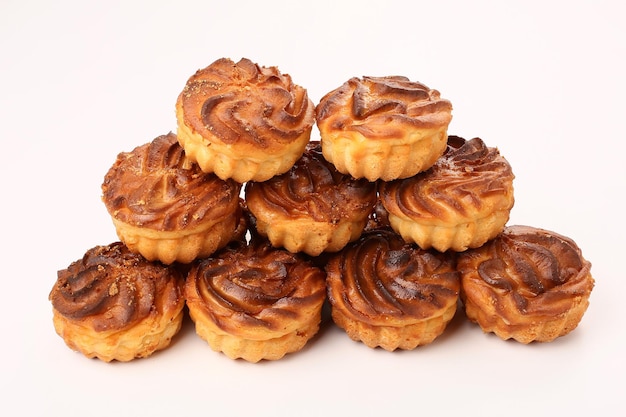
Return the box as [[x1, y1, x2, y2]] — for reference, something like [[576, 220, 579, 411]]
[[49, 242, 185, 362], [379, 135, 515, 252], [244, 141, 378, 256], [316, 75, 453, 181], [325, 228, 460, 351], [184, 238, 327, 362], [101, 132, 242, 264], [176, 57, 316, 183], [457, 225, 595, 343]]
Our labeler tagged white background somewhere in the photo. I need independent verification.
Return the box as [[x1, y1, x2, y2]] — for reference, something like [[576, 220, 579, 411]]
[[2, 1, 624, 416]]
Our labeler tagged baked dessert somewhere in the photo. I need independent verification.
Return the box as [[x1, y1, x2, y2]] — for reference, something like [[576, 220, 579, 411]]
[[457, 225, 594, 343], [184, 238, 327, 362], [244, 141, 378, 256], [49, 242, 185, 362], [315, 75, 452, 181], [325, 228, 460, 351], [379, 135, 515, 252], [176, 57, 316, 183], [101, 132, 242, 264]]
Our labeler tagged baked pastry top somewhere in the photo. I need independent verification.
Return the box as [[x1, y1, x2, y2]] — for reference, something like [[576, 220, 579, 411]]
[[101, 132, 241, 232], [379, 135, 515, 251], [457, 225, 594, 343], [185, 239, 326, 338], [49, 242, 183, 333], [325, 227, 460, 350], [316, 76, 452, 139]]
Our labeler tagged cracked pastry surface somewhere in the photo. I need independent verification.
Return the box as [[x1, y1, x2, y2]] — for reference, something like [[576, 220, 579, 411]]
[[325, 228, 460, 351], [176, 57, 315, 182], [49, 242, 185, 362], [101, 132, 242, 264], [457, 225, 594, 343], [245, 141, 377, 256], [184, 238, 327, 362], [379, 135, 515, 252], [316, 75, 452, 181]]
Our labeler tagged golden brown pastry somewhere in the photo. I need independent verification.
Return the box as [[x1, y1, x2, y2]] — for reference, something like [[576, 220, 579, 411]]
[[325, 228, 460, 351], [457, 225, 594, 343], [176, 57, 315, 183], [184, 238, 327, 362], [101, 132, 242, 264], [49, 242, 185, 362], [244, 141, 378, 256], [315, 75, 452, 181], [379, 135, 515, 252]]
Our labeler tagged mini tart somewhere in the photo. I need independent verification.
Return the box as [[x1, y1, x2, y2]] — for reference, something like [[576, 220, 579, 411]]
[[244, 141, 378, 256], [325, 228, 460, 351], [176, 57, 315, 183], [315, 75, 452, 181], [457, 225, 594, 343], [379, 135, 515, 252], [101, 132, 242, 264], [49, 242, 185, 362], [184, 239, 327, 362]]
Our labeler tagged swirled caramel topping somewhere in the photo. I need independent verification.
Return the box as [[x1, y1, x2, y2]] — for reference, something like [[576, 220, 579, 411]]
[[316, 76, 452, 139], [458, 225, 594, 317], [379, 136, 514, 222], [49, 242, 183, 332], [244, 141, 377, 222], [102, 132, 241, 230], [178, 57, 315, 149], [185, 239, 326, 334], [326, 229, 460, 325]]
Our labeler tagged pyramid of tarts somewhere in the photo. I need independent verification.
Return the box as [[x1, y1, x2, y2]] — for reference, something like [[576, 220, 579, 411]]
[[101, 132, 242, 264], [49, 242, 185, 362], [184, 238, 326, 363], [315, 75, 452, 181], [245, 141, 378, 256], [325, 228, 460, 351], [379, 135, 515, 252], [457, 225, 594, 343], [175, 57, 316, 183]]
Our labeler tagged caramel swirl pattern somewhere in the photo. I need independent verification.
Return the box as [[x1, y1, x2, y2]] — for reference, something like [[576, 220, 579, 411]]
[[178, 57, 315, 148], [102, 132, 241, 230], [245, 141, 377, 222], [185, 240, 326, 335], [380, 136, 514, 222], [326, 229, 460, 324], [49, 242, 183, 332], [458, 225, 594, 318], [316, 76, 452, 138]]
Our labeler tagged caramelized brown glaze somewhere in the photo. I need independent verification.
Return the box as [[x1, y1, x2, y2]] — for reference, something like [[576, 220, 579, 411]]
[[458, 225, 594, 322], [49, 242, 183, 332], [185, 239, 326, 335], [316, 76, 452, 139], [178, 57, 315, 149], [245, 141, 377, 222], [380, 136, 514, 223], [101, 132, 241, 230], [326, 229, 460, 325]]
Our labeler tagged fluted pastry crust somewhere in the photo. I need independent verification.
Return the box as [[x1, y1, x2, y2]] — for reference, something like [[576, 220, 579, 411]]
[[245, 141, 377, 256], [325, 228, 460, 351], [49, 242, 185, 362], [102, 132, 242, 264], [379, 135, 515, 252], [184, 239, 326, 362], [457, 225, 594, 343], [316, 76, 452, 181], [176, 57, 315, 182]]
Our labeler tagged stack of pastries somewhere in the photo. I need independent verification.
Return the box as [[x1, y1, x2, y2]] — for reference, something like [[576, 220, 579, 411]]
[[49, 57, 595, 363]]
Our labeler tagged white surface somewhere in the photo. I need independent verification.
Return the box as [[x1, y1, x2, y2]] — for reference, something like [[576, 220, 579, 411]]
[[2, 1, 624, 416]]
